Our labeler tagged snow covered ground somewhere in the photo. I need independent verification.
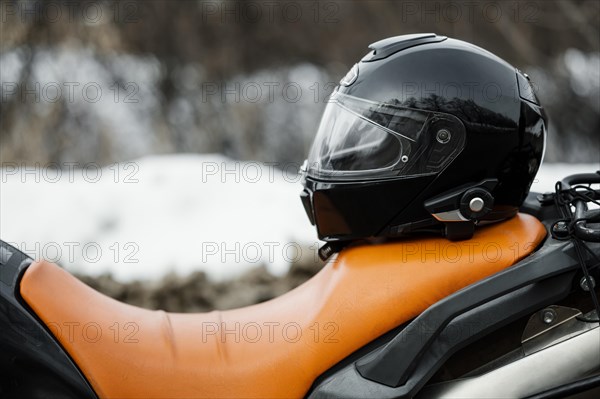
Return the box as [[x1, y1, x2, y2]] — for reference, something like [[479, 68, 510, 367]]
[[0, 156, 598, 282]]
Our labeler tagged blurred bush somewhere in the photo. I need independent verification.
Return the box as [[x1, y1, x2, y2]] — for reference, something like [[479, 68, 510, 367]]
[[1, 0, 599, 166], [77, 252, 324, 312]]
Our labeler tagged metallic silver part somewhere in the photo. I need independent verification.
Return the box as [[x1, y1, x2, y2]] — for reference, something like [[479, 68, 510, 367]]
[[300, 159, 308, 173], [0, 246, 14, 264], [431, 209, 468, 222], [416, 325, 600, 398], [299, 159, 309, 184], [542, 308, 557, 324], [579, 309, 599, 323], [339, 64, 359, 86], [401, 155, 409, 163], [436, 129, 451, 144], [523, 309, 596, 356], [522, 305, 582, 345], [469, 197, 485, 212], [580, 275, 596, 292]]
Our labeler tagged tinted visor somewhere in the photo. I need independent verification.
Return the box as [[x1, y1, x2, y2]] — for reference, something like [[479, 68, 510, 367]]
[[307, 91, 466, 181]]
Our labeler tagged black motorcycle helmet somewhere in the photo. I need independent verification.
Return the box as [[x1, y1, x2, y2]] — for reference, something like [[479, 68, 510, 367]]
[[300, 34, 546, 243]]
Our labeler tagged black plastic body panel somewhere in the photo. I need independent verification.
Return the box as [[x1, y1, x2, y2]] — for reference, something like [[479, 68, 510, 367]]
[[307, 260, 578, 398], [520, 191, 563, 220], [308, 246, 575, 399], [307, 234, 598, 398], [356, 237, 586, 387], [0, 240, 97, 398]]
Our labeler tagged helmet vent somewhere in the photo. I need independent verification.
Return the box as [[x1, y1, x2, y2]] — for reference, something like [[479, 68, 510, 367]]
[[362, 33, 447, 62]]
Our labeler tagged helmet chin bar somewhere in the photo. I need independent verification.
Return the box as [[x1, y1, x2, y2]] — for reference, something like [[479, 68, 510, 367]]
[[423, 179, 498, 240]]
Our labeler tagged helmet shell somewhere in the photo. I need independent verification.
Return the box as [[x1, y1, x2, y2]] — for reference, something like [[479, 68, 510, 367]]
[[302, 34, 546, 241]]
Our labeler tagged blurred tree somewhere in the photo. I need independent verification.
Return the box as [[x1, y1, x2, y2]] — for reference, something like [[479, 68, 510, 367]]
[[1, 0, 598, 165]]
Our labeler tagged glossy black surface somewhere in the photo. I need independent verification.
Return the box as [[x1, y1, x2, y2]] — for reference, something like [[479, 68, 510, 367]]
[[302, 36, 546, 241], [304, 175, 434, 240], [0, 240, 96, 398]]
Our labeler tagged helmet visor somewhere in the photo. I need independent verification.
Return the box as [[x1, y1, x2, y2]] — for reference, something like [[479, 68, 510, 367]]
[[307, 91, 466, 181]]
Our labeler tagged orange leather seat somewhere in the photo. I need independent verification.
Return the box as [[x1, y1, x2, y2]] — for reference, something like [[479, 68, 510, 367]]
[[20, 214, 546, 399]]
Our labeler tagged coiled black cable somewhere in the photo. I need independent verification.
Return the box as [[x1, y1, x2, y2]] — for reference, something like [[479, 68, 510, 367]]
[[553, 179, 600, 326]]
